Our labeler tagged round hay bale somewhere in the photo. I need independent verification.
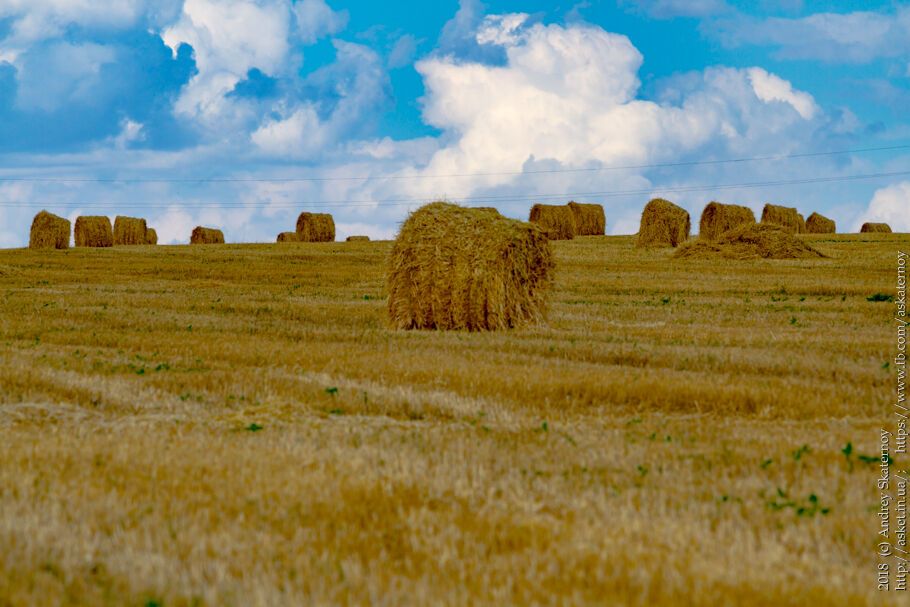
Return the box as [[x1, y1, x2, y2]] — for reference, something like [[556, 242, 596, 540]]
[[191, 226, 225, 244], [388, 202, 554, 331], [636, 198, 690, 248], [567, 201, 605, 236], [805, 212, 836, 234], [277, 232, 300, 243], [145, 228, 158, 245], [675, 223, 825, 260], [529, 204, 576, 240], [113, 216, 149, 245], [698, 202, 755, 241], [861, 222, 892, 233], [296, 212, 335, 242], [346, 235, 370, 242], [29, 210, 70, 250], [74, 216, 113, 248], [760, 204, 805, 234]]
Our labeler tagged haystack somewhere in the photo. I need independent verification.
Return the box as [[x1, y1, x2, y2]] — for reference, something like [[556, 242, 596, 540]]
[[675, 223, 825, 260], [277, 232, 299, 243], [29, 211, 70, 250], [388, 202, 554, 331], [74, 216, 113, 248], [861, 222, 892, 233], [145, 228, 158, 245], [567, 201, 606, 236], [805, 212, 836, 234], [113, 216, 148, 245], [191, 226, 225, 244], [346, 235, 370, 242], [473, 207, 501, 215], [760, 204, 805, 234], [636, 198, 690, 247], [529, 204, 576, 240], [699, 202, 755, 241], [296, 212, 335, 242]]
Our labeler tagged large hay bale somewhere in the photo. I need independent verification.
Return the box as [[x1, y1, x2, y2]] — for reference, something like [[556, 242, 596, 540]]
[[346, 235, 370, 242], [145, 228, 158, 245], [277, 232, 299, 243], [529, 204, 576, 240], [74, 216, 112, 248], [805, 212, 836, 234], [675, 223, 825, 260], [296, 212, 335, 242], [698, 202, 755, 241], [113, 216, 148, 245], [861, 222, 892, 233], [191, 226, 225, 244], [636, 198, 690, 247], [567, 201, 605, 236], [29, 211, 70, 250], [760, 204, 805, 234], [388, 202, 554, 331]]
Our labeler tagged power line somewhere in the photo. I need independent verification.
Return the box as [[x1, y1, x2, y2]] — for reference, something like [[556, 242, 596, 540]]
[[1, 168, 908, 209], [0, 143, 907, 184]]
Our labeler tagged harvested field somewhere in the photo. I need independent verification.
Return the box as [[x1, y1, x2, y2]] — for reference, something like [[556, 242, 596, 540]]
[[0, 234, 904, 606]]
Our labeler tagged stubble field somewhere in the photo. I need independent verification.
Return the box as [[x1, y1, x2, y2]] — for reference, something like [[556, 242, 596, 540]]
[[0, 233, 904, 606]]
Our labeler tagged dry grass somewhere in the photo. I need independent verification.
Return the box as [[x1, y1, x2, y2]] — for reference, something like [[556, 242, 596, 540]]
[[0, 232, 905, 605], [75, 216, 113, 248], [296, 213, 335, 242], [529, 204, 576, 240], [806, 212, 836, 234], [28, 210, 70, 250], [567, 201, 606, 236], [636, 198, 690, 247], [113, 216, 148, 246], [388, 202, 553, 331], [861, 223, 892, 234], [699, 202, 755, 241], [761, 204, 805, 234], [191, 227, 225, 245], [675, 223, 826, 260]]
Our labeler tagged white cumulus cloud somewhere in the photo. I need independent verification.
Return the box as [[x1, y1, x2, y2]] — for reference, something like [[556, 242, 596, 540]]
[[857, 182, 910, 233]]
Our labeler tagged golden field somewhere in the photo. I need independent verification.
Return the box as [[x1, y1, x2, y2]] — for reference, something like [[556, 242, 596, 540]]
[[0, 232, 904, 606]]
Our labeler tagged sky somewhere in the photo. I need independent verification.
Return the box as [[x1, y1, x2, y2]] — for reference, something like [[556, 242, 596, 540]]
[[0, 0, 908, 246]]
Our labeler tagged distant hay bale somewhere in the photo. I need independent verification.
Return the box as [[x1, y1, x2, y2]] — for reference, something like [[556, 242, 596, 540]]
[[113, 216, 148, 245], [191, 226, 225, 244], [29, 210, 70, 250], [296, 212, 335, 242], [145, 228, 158, 245], [74, 216, 113, 248], [760, 204, 805, 234], [277, 232, 299, 243], [698, 202, 755, 241], [861, 222, 892, 233], [529, 204, 576, 240], [388, 202, 554, 331], [636, 198, 690, 247], [805, 212, 836, 234], [675, 223, 825, 260], [567, 201, 605, 236], [346, 235, 370, 242]]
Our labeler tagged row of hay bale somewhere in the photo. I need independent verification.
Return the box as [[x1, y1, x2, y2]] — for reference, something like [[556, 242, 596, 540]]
[[29, 211, 159, 250], [275, 213, 337, 243], [528, 201, 606, 240]]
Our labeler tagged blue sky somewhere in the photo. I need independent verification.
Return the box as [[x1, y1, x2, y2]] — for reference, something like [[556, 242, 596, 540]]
[[0, 0, 907, 245]]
